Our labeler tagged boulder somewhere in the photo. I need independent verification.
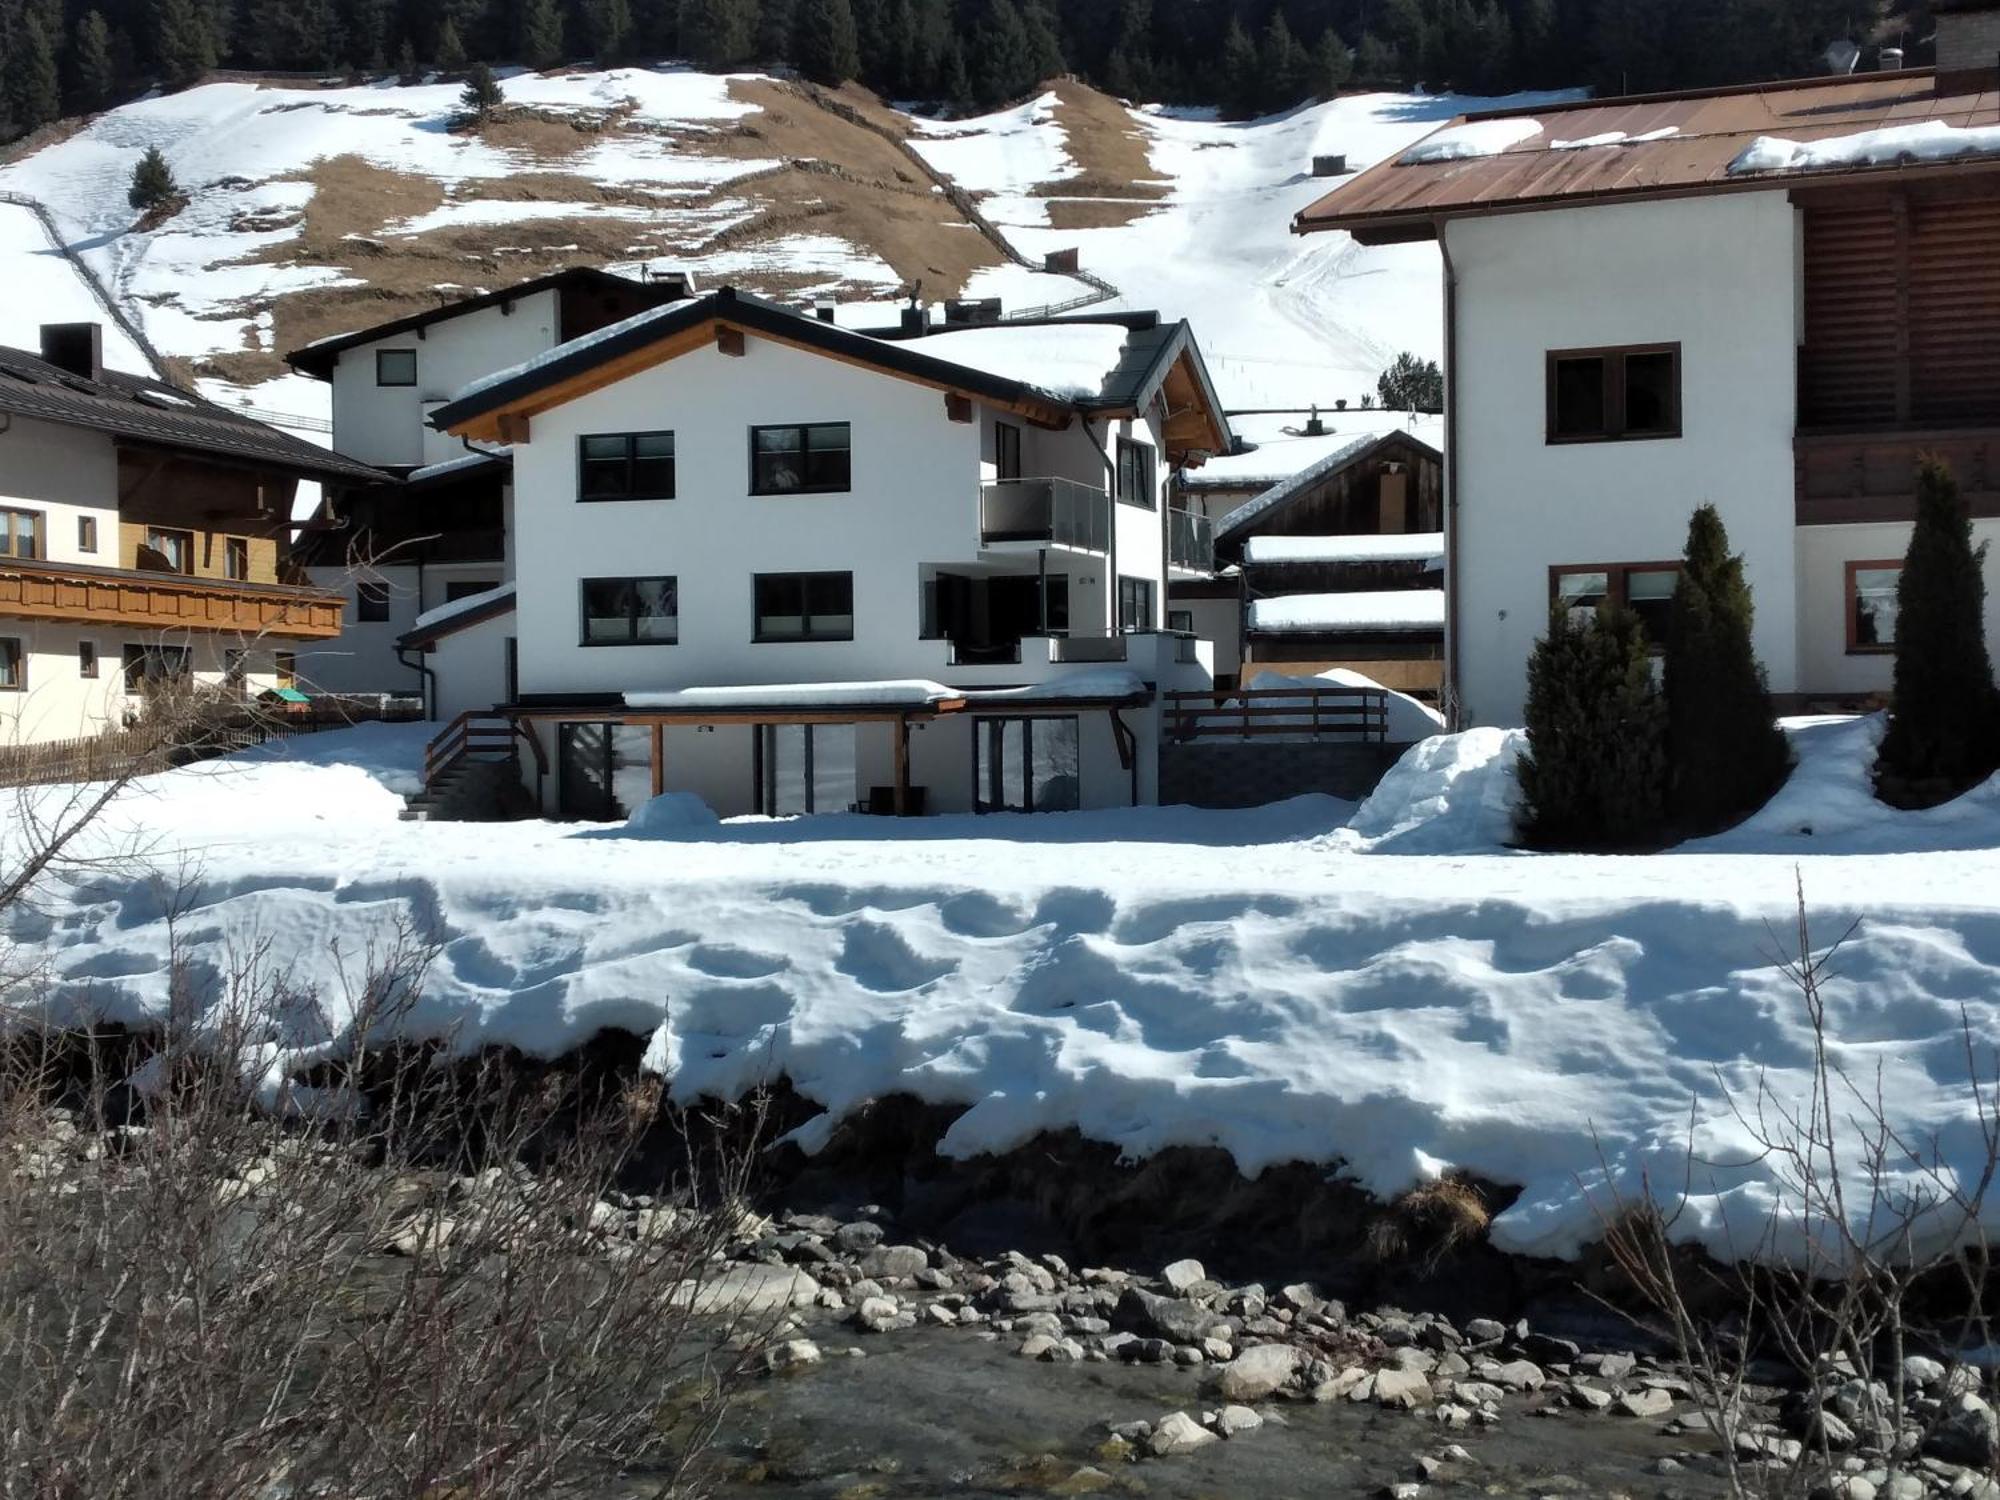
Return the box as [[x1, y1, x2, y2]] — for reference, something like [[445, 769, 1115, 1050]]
[[853, 1295, 902, 1333], [1211, 1344, 1303, 1402], [1118, 1287, 1230, 1346], [1372, 1368, 1434, 1410], [1147, 1410, 1219, 1457], [1925, 1393, 1999, 1467], [1215, 1404, 1263, 1437], [860, 1244, 929, 1280], [1162, 1258, 1207, 1294], [834, 1220, 884, 1254], [669, 1263, 821, 1318], [762, 1338, 822, 1372], [1487, 1360, 1547, 1392], [1615, 1387, 1675, 1419]]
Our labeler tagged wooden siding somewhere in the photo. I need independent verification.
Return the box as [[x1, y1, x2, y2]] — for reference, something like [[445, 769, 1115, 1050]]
[[1795, 425, 2000, 524], [0, 560, 344, 639], [1216, 434, 1443, 559], [1799, 186, 2000, 431]]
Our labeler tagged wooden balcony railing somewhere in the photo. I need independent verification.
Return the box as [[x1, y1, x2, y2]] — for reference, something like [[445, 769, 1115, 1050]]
[[1796, 425, 2000, 525], [0, 558, 345, 639]]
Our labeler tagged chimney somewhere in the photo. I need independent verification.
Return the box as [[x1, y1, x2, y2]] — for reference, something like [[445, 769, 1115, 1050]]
[[1879, 45, 1906, 69], [646, 267, 699, 300], [1934, 0, 2000, 91], [1303, 405, 1326, 437], [814, 300, 837, 324], [40, 323, 103, 382], [900, 304, 933, 336]]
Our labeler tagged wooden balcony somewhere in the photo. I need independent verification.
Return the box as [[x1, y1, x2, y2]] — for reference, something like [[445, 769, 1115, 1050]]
[[0, 558, 344, 639], [1795, 425, 2000, 525]]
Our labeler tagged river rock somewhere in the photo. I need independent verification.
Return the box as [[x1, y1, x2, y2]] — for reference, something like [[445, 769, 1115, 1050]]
[[1567, 1382, 1613, 1411], [1118, 1287, 1230, 1345], [1373, 1369, 1434, 1410], [860, 1244, 929, 1280], [762, 1338, 822, 1372], [1212, 1343, 1303, 1402], [1464, 1318, 1507, 1344], [1926, 1393, 2000, 1466], [834, 1220, 884, 1254], [670, 1263, 821, 1317], [1148, 1410, 1218, 1456], [853, 1295, 902, 1333], [1615, 1387, 1675, 1419], [1162, 1258, 1207, 1294], [1519, 1333, 1581, 1365], [1487, 1360, 1547, 1392], [1215, 1404, 1263, 1437]]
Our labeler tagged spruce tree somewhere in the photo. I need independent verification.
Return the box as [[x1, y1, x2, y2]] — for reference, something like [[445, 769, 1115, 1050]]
[[4, 11, 61, 132], [1876, 459, 2000, 804], [1376, 351, 1442, 412], [1218, 17, 1257, 117], [680, 0, 748, 66], [1313, 24, 1351, 97], [587, 0, 633, 59], [755, 0, 792, 62], [461, 59, 503, 116], [520, 0, 563, 67], [1257, 9, 1306, 110], [71, 10, 117, 111], [1662, 504, 1789, 834], [152, 0, 217, 86], [939, 35, 971, 108], [1516, 603, 1668, 850], [396, 36, 421, 79], [970, 0, 1032, 106], [1354, 30, 1398, 84], [127, 143, 179, 211], [794, 0, 859, 83], [433, 14, 467, 67]]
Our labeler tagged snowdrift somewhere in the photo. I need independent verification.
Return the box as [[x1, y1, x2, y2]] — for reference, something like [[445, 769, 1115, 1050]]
[[6, 716, 2000, 1269]]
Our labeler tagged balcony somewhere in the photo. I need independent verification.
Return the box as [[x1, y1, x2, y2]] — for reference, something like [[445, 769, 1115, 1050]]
[[1795, 425, 2000, 525], [1169, 507, 1215, 574], [979, 477, 1111, 553], [0, 558, 345, 639]]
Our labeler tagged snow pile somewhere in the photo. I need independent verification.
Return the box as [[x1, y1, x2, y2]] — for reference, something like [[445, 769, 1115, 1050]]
[[9, 718, 2000, 1265], [1549, 126, 1679, 149], [1243, 532, 1444, 566], [1248, 589, 1444, 633], [899, 322, 1131, 400], [625, 791, 721, 836], [1341, 726, 1524, 852], [626, 680, 954, 710], [962, 668, 1146, 703], [1731, 120, 2000, 175], [410, 581, 515, 634], [1398, 117, 1543, 163]]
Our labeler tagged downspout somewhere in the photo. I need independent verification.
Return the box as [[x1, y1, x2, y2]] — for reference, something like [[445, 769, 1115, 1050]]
[[396, 642, 439, 722], [1437, 218, 1464, 729], [1082, 418, 1118, 638]]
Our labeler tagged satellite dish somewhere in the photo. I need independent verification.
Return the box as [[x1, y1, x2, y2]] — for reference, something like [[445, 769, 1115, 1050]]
[[1824, 38, 1861, 74]]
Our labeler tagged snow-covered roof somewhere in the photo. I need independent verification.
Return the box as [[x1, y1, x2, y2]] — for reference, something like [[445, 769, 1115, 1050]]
[[407, 581, 515, 635], [1211, 419, 1442, 541], [1248, 589, 1445, 634], [1243, 532, 1445, 567], [896, 324, 1133, 401], [1731, 119, 2000, 175], [1398, 118, 1542, 163], [407, 449, 509, 485], [625, 668, 1150, 713]]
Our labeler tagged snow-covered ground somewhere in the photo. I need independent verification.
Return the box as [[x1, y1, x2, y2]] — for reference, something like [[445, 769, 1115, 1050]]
[[7, 712, 2000, 1271], [0, 201, 151, 369]]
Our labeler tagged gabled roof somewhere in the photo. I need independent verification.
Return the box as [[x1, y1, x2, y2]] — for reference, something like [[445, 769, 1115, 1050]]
[[1216, 427, 1442, 546], [0, 343, 389, 485], [1296, 69, 2000, 244], [284, 268, 689, 379], [426, 287, 1234, 460]]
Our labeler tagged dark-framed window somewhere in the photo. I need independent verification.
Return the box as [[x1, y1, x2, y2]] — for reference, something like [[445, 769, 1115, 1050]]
[[1551, 562, 1681, 643], [122, 643, 190, 689], [0, 507, 42, 560], [1846, 559, 1901, 654], [1116, 437, 1156, 508], [581, 576, 679, 645], [754, 571, 853, 642], [1117, 575, 1155, 632], [1547, 344, 1681, 443], [994, 421, 1022, 482], [973, 716, 1081, 813], [77, 515, 97, 553], [376, 348, 417, 387], [1167, 608, 1194, 635], [751, 423, 851, 495], [355, 580, 391, 623], [0, 637, 22, 691], [224, 649, 247, 689], [224, 536, 249, 581], [78, 640, 97, 679], [579, 431, 676, 501], [144, 527, 192, 574]]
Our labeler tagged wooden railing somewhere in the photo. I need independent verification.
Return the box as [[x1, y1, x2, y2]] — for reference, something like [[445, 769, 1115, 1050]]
[[422, 710, 541, 786], [1795, 425, 2000, 524], [1165, 685, 1389, 743], [0, 559, 345, 639]]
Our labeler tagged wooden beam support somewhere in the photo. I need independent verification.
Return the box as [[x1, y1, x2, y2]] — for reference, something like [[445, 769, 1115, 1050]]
[[945, 392, 973, 423], [717, 326, 747, 358], [649, 722, 665, 797], [496, 412, 531, 445], [893, 714, 910, 817]]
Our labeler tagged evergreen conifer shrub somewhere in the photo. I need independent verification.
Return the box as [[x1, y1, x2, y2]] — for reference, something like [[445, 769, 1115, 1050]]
[[460, 60, 502, 118], [1516, 603, 1667, 849], [1876, 458, 2000, 805], [127, 144, 179, 211], [1662, 503, 1789, 834]]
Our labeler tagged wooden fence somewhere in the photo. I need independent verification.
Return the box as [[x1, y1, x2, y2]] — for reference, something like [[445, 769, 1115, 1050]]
[[1164, 685, 1389, 744]]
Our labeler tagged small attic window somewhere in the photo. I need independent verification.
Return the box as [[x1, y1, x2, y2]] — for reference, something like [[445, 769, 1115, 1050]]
[[377, 349, 418, 387]]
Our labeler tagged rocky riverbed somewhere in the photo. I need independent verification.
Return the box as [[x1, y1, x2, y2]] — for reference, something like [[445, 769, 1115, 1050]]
[[651, 1201, 2000, 1500]]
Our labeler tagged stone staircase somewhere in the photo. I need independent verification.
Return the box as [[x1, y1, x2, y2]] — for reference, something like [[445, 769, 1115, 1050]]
[[401, 711, 539, 822]]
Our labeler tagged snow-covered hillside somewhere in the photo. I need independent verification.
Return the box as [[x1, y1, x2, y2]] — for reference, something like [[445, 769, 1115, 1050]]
[[10, 714, 2000, 1271], [0, 69, 1564, 428]]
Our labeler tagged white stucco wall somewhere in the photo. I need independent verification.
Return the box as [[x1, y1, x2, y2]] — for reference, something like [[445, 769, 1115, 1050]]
[[505, 334, 1178, 699], [0, 415, 120, 566], [327, 289, 560, 469], [1446, 191, 1803, 726], [0, 624, 278, 745], [1794, 519, 2000, 700], [428, 609, 515, 723]]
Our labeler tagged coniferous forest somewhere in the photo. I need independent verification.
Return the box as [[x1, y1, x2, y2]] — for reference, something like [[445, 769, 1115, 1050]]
[[0, 0, 1935, 144]]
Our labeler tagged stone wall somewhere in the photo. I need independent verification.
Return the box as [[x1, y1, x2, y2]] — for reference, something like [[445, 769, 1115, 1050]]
[[1158, 741, 1403, 809]]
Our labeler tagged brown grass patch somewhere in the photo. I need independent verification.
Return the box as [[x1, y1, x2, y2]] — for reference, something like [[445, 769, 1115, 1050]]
[[1043, 198, 1159, 232], [1365, 1173, 1494, 1269], [1045, 79, 1168, 201]]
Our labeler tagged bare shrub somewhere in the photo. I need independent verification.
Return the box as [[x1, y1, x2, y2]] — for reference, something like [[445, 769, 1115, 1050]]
[[1587, 875, 1999, 1498], [0, 934, 770, 1499]]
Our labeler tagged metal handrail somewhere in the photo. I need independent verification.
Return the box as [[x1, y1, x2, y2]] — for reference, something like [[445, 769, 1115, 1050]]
[[1169, 507, 1215, 573], [979, 477, 1111, 552]]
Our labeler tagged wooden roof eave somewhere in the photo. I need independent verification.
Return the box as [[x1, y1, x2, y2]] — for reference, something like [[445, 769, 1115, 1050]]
[[443, 318, 1078, 443]]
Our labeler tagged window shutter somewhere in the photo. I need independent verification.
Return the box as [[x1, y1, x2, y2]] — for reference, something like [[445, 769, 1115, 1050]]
[[1908, 195, 2000, 425], [1800, 199, 1900, 428]]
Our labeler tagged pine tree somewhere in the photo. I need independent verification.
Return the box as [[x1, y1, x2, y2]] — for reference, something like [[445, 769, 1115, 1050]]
[[1022, 0, 1064, 83], [1662, 504, 1790, 834], [969, 0, 1032, 106], [1376, 351, 1442, 411], [395, 35, 421, 80], [460, 57, 503, 115], [585, 0, 632, 59], [127, 142, 179, 211], [755, 0, 792, 62], [939, 35, 971, 108], [4, 10, 61, 131], [435, 13, 467, 67], [519, 0, 563, 67], [1516, 603, 1668, 850], [1257, 9, 1307, 111], [794, 0, 859, 82], [1876, 459, 2000, 804], [151, 0, 217, 86], [344, 0, 391, 68], [680, 0, 749, 65], [1218, 16, 1257, 117], [1312, 24, 1351, 98], [71, 10, 117, 111], [1353, 30, 1398, 84]]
